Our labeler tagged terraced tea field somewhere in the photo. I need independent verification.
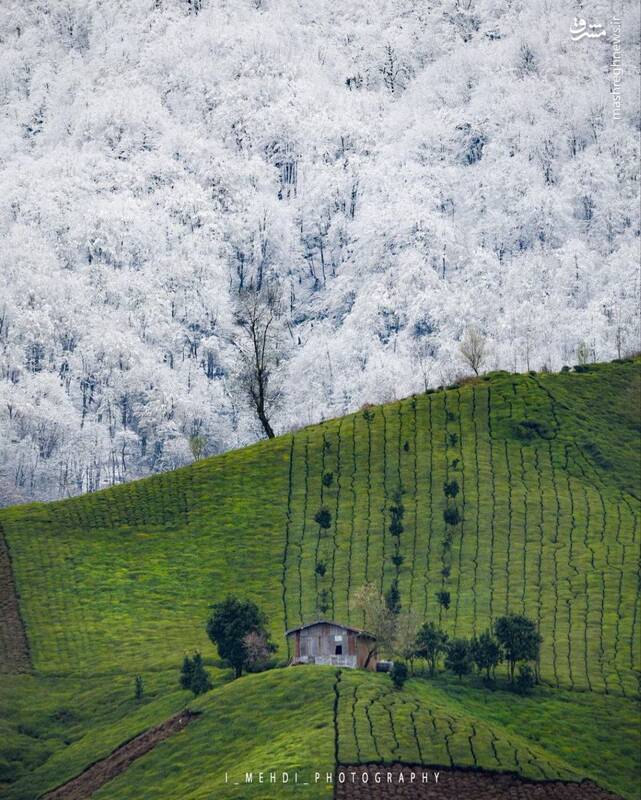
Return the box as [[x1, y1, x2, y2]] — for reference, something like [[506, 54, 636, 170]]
[[0, 359, 639, 799]]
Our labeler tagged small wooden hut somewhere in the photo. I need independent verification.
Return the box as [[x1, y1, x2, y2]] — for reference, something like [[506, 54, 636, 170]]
[[285, 620, 377, 670]]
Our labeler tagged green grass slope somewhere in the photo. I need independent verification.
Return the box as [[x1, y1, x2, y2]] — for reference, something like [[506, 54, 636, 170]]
[[1, 359, 640, 799], [4, 667, 638, 800]]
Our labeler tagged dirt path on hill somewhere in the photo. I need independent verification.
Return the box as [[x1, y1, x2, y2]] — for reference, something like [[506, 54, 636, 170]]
[[0, 523, 31, 673], [334, 764, 623, 800], [41, 709, 200, 800]]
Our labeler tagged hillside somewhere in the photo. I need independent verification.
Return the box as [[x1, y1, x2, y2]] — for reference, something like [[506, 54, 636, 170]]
[[1, 359, 640, 799]]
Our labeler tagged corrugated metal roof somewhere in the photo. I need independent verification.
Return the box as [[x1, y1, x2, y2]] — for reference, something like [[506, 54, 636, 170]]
[[284, 619, 376, 638]]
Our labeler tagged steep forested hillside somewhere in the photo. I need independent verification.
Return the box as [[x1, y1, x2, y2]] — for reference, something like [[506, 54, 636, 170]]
[[0, 0, 639, 502], [1, 361, 639, 799]]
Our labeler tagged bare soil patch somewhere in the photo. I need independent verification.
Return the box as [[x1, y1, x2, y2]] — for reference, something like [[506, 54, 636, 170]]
[[335, 764, 622, 799], [42, 709, 199, 800], [0, 524, 31, 673]]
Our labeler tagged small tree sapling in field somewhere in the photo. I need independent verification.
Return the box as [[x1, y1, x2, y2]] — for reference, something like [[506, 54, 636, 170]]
[[134, 675, 144, 701], [494, 614, 542, 683], [471, 630, 502, 681], [179, 653, 212, 696], [180, 655, 194, 690], [393, 610, 421, 674], [390, 661, 409, 689], [385, 579, 401, 615], [436, 590, 451, 611], [445, 638, 473, 680], [415, 622, 449, 676], [314, 507, 332, 529], [443, 507, 460, 525], [443, 480, 459, 498], [318, 589, 330, 614]]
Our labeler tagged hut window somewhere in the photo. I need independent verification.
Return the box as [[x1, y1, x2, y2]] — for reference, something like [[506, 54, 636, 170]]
[[335, 644, 343, 655]]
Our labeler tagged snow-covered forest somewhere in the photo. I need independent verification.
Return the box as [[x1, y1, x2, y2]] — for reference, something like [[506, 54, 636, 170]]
[[0, 0, 639, 504]]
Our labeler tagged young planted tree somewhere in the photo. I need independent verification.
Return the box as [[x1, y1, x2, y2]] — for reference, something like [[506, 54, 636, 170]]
[[470, 630, 502, 681], [494, 614, 542, 683], [189, 653, 213, 696], [206, 597, 275, 678], [232, 288, 285, 439], [393, 610, 421, 674], [385, 579, 401, 615], [180, 655, 194, 690], [390, 661, 409, 690], [436, 590, 451, 612], [459, 325, 487, 376], [352, 583, 397, 669], [443, 480, 459, 498], [179, 652, 212, 696], [314, 507, 332, 529], [415, 622, 449, 676], [445, 638, 473, 680]]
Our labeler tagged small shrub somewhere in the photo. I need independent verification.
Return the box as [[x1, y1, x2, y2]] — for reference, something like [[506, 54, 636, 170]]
[[446, 411, 457, 422], [180, 655, 194, 690], [189, 654, 213, 696], [318, 589, 330, 614], [362, 409, 375, 423], [573, 364, 590, 373], [441, 566, 451, 578], [390, 661, 408, 689], [443, 507, 460, 526], [315, 560, 327, 577], [389, 502, 405, 518], [443, 480, 459, 498], [389, 518, 404, 537], [391, 553, 404, 567], [561, 365, 570, 373], [450, 458, 460, 469], [322, 472, 334, 487], [134, 675, 144, 701], [448, 432, 458, 446], [403, 440, 410, 452], [436, 590, 451, 610], [180, 653, 212, 696], [385, 579, 401, 614], [314, 507, 332, 529]]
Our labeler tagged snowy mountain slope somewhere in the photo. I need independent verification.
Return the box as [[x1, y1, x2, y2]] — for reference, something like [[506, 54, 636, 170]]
[[0, 0, 638, 501]]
